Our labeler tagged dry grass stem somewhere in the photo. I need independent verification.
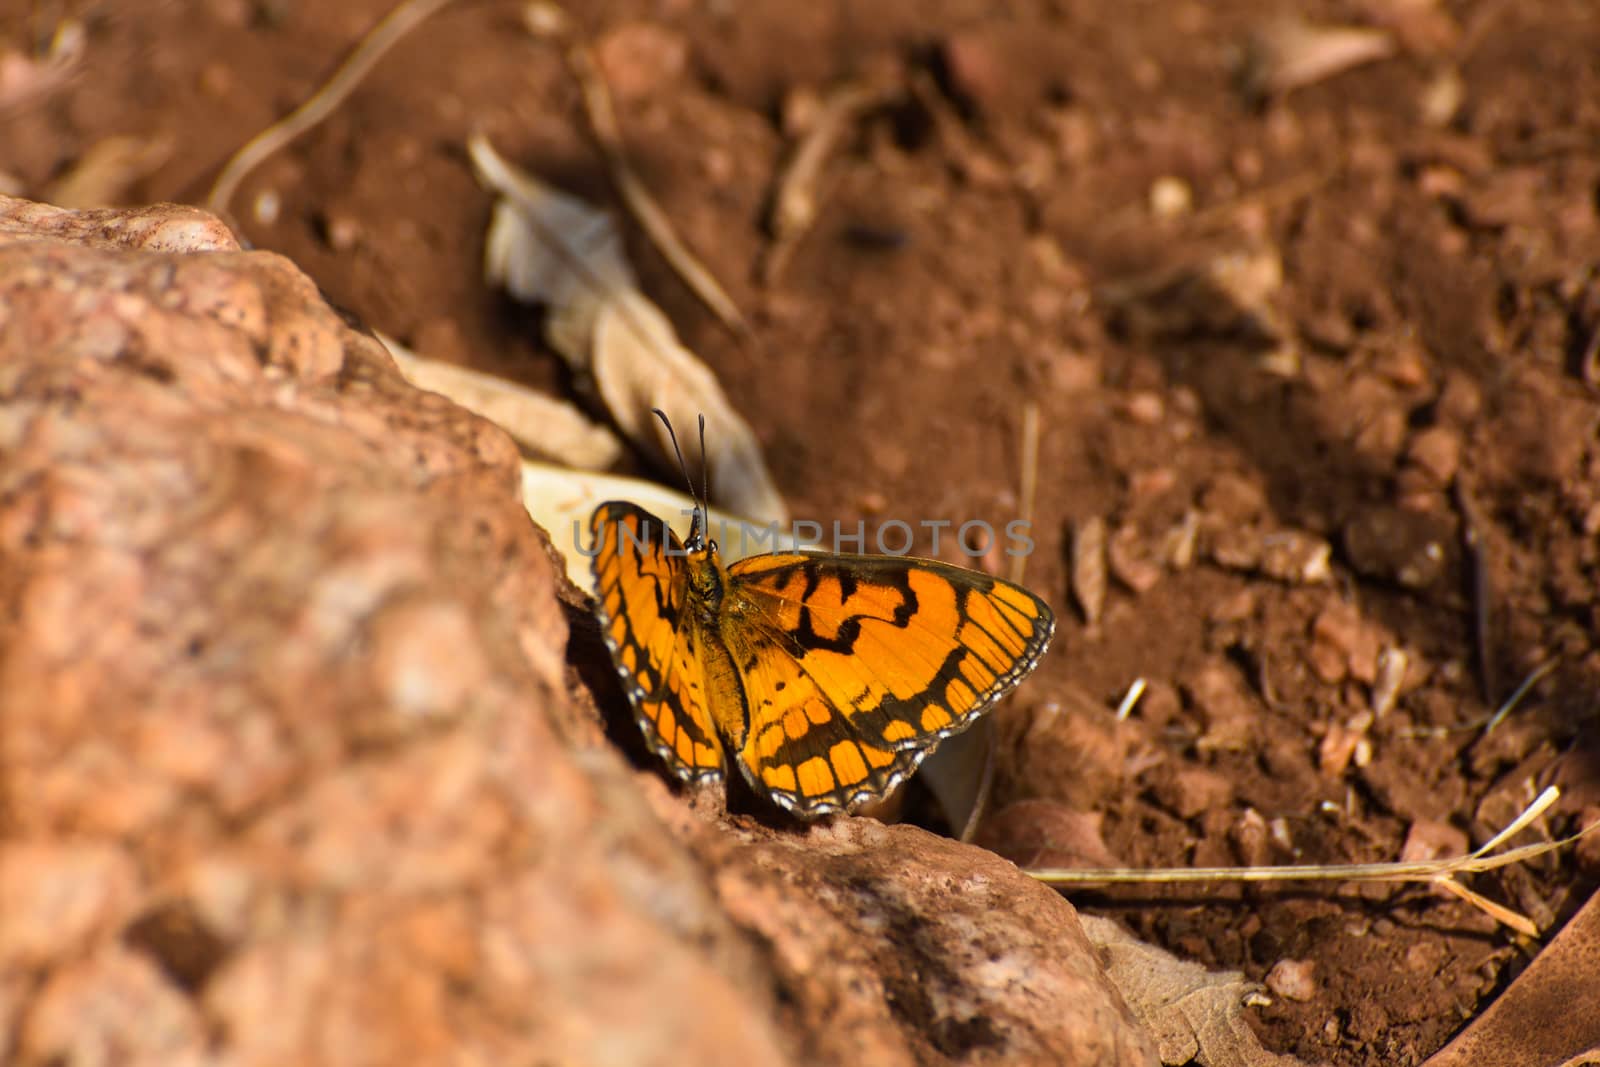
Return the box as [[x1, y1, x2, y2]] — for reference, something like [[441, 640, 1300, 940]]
[[762, 77, 898, 283], [1010, 402, 1040, 586], [1483, 657, 1558, 735], [523, 2, 746, 336], [1028, 786, 1597, 937], [206, 0, 455, 221], [1114, 678, 1147, 722]]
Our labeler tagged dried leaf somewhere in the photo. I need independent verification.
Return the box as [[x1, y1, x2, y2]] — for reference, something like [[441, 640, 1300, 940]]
[[472, 134, 787, 525], [1083, 916, 1313, 1067], [520, 461, 803, 589], [1071, 515, 1107, 624], [1243, 17, 1396, 98], [915, 718, 995, 844], [378, 333, 622, 469], [1422, 889, 1600, 1067]]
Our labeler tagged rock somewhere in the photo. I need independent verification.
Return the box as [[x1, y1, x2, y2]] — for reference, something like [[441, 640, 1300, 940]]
[[701, 818, 1157, 1065], [975, 800, 1124, 870], [1399, 819, 1469, 863], [1199, 472, 1268, 522], [997, 692, 1135, 811], [1404, 425, 1462, 486], [0, 195, 1158, 1066]]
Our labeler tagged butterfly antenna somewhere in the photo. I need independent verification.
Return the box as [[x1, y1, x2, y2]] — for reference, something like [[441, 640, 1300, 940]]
[[697, 414, 710, 513], [652, 408, 706, 545], [652, 408, 697, 499]]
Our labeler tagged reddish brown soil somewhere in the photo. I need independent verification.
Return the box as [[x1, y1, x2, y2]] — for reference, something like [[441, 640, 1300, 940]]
[[6, 1, 1598, 1063]]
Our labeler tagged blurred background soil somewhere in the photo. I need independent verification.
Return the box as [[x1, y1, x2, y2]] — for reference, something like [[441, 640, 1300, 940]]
[[4, 1, 1598, 1063]]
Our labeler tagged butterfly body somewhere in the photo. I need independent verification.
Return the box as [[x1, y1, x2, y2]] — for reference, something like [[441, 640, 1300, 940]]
[[589, 500, 1055, 817]]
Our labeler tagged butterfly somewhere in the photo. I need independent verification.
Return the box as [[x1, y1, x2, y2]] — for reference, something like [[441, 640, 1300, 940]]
[[588, 420, 1055, 817]]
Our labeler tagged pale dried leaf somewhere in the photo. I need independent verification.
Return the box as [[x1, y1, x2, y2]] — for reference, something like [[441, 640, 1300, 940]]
[[916, 718, 995, 844], [472, 134, 787, 524], [521, 461, 804, 589], [1071, 515, 1107, 624], [1244, 17, 1396, 97], [1083, 915, 1313, 1066], [379, 333, 622, 469]]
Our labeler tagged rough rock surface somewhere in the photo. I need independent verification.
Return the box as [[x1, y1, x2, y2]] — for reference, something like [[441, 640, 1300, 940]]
[[0, 195, 1158, 1066]]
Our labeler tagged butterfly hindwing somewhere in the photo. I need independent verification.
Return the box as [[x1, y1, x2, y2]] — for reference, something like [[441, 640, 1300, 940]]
[[589, 501, 725, 782], [721, 551, 1055, 814], [718, 618, 920, 814]]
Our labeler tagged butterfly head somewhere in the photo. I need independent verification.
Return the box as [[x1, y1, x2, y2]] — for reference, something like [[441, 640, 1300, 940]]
[[653, 407, 715, 555]]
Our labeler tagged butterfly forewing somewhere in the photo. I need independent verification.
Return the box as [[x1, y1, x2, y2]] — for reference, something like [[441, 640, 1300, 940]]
[[589, 501, 725, 781], [721, 551, 1055, 814]]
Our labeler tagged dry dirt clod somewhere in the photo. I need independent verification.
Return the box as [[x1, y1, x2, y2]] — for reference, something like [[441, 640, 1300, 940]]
[[975, 800, 1123, 870], [594, 22, 688, 102], [1107, 523, 1163, 594], [1341, 506, 1456, 590], [1309, 602, 1382, 685], [1185, 662, 1259, 754], [1404, 425, 1462, 486]]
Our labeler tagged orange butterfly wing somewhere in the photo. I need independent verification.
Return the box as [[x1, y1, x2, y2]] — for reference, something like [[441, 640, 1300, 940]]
[[719, 552, 1055, 815], [588, 501, 725, 781]]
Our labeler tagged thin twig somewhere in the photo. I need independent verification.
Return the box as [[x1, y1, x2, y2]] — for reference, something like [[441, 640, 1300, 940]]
[[1483, 658, 1559, 735], [762, 78, 898, 284], [207, 0, 456, 222], [1453, 478, 1496, 705], [523, 2, 747, 336], [1395, 656, 1559, 739]]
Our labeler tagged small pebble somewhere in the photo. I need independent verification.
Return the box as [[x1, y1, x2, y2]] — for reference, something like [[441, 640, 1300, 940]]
[[1149, 175, 1193, 219], [1266, 958, 1317, 1002]]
